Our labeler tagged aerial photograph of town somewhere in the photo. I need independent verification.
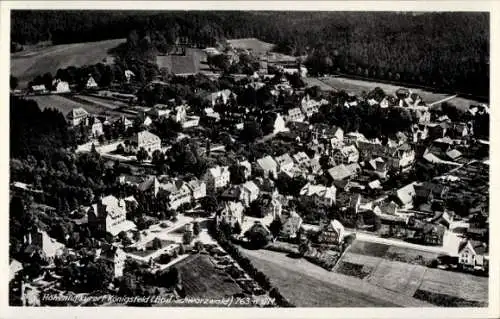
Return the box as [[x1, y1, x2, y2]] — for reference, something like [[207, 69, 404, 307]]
[[8, 9, 491, 310]]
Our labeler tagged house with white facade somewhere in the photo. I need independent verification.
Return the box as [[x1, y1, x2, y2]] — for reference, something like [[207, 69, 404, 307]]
[[127, 130, 161, 154], [204, 165, 230, 193], [216, 201, 244, 227], [299, 183, 337, 207], [87, 195, 136, 237]]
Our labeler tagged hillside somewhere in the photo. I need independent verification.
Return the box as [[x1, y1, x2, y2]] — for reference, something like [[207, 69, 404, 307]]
[[11, 38, 125, 88]]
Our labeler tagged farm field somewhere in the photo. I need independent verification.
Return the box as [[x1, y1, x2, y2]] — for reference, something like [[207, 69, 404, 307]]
[[156, 48, 206, 75], [313, 76, 483, 112], [239, 247, 432, 307], [227, 38, 275, 54], [11, 39, 125, 88], [174, 254, 244, 298], [335, 239, 489, 306], [28, 94, 130, 118]]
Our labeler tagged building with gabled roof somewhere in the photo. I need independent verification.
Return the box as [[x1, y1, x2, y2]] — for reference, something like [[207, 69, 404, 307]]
[[97, 244, 126, 278], [66, 107, 89, 126], [299, 183, 336, 207], [255, 156, 278, 179], [216, 201, 244, 227], [204, 165, 230, 193], [280, 211, 303, 239], [317, 219, 345, 245], [87, 195, 136, 237], [127, 130, 161, 154], [458, 239, 488, 271]]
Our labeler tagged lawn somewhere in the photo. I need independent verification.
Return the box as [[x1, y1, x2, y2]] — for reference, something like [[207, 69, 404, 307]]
[[338, 239, 489, 305], [367, 259, 426, 296], [156, 48, 205, 75], [348, 240, 390, 258], [175, 254, 244, 298], [240, 248, 400, 307], [226, 38, 275, 54], [11, 38, 125, 88]]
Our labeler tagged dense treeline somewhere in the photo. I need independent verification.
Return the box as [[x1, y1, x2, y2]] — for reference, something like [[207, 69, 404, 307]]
[[12, 11, 489, 97]]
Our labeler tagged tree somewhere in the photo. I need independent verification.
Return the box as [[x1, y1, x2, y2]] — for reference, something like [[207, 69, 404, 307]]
[[136, 147, 148, 162], [116, 143, 125, 154], [233, 221, 242, 235], [244, 223, 271, 249], [183, 230, 193, 245], [192, 221, 200, 237], [229, 164, 246, 185], [269, 218, 283, 239], [193, 240, 204, 252], [152, 237, 163, 250], [10, 76, 18, 90], [298, 240, 310, 256]]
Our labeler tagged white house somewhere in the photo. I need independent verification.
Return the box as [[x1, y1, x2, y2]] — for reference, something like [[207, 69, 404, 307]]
[[255, 156, 278, 179], [274, 153, 294, 172], [280, 211, 303, 239], [332, 145, 359, 164], [52, 79, 70, 93], [217, 201, 244, 227], [127, 130, 161, 154], [239, 160, 252, 179], [66, 107, 89, 126], [187, 178, 207, 200], [23, 229, 65, 260], [458, 240, 488, 271], [273, 113, 287, 134], [97, 245, 126, 278], [88, 195, 136, 237], [285, 107, 305, 122], [86, 75, 98, 89], [159, 179, 193, 210], [239, 181, 260, 207], [299, 183, 337, 207], [204, 166, 230, 193]]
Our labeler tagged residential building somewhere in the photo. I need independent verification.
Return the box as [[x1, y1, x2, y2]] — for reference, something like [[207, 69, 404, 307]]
[[344, 132, 367, 146], [332, 145, 359, 164], [239, 160, 252, 179], [280, 211, 303, 239], [327, 163, 361, 181], [239, 181, 260, 207], [89, 117, 104, 137], [159, 179, 193, 210], [255, 156, 278, 179], [285, 107, 305, 122], [395, 182, 418, 209], [53, 79, 70, 93], [86, 75, 98, 89], [272, 113, 287, 134], [458, 240, 489, 271], [365, 157, 389, 179], [386, 143, 415, 171], [292, 152, 311, 171], [205, 89, 237, 107], [66, 107, 89, 126], [217, 201, 244, 227], [187, 178, 207, 200], [274, 153, 294, 172], [30, 84, 48, 94], [299, 183, 336, 207], [23, 229, 65, 260], [204, 166, 230, 193], [98, 245, 126, 278], [10, 259, 23, 282], [317, 220, 345, 245], [262, 196, 283, 219], [87, 195, 136, 237], [300, 94, 321, 118], [127, 130, 161, 154]]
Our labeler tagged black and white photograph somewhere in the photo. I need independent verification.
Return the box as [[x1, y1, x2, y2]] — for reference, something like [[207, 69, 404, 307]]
[[3, 1, 498, 318]]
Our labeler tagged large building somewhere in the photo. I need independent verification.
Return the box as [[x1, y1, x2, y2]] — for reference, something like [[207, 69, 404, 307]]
[[127, 130, 162, 154], [87, 195, 136, 237]]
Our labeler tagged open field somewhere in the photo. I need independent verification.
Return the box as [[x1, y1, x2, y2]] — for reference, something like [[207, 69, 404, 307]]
[[335, 239, 489, 306], [11, 39, 125, 88], [239, 247, 433, 307], [156, 48, 206, 75], [28, 94, 130, 118], [227, 38, 275, 54], [312, 76, 483, 112], [175, 254, 244, 298]]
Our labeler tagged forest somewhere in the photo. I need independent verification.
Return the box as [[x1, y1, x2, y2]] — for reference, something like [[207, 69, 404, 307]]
[[11, 11, 489, 98]]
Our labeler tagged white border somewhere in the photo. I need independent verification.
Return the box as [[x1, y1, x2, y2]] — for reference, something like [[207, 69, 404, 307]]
[[1, 1, 498, 319]]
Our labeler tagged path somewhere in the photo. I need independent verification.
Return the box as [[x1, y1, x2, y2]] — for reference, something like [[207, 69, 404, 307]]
[[428, 94, 458, 107]]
